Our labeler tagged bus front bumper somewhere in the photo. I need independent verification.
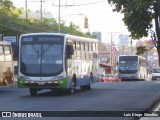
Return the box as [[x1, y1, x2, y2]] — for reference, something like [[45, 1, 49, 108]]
[[18, 78, 69, 89]]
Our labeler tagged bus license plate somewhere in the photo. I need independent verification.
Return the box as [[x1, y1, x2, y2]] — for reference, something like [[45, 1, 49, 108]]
[[39, 82, 44, 85]]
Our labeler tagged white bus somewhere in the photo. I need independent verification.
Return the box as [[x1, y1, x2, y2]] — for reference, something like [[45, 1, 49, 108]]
[[117, 55, 147, 81], [18, 33, 98, 95], [0, 41, 14, 87]]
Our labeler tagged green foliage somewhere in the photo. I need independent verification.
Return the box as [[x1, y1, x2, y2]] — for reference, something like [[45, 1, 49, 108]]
[[136, 46, 147, 55], [108, 0, 160, 66], [108, 0, 154, 39], [0, 0, 95, 38]]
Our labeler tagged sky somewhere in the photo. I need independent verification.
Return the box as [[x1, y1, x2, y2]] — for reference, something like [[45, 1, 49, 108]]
[[10, 0, 130, 44]]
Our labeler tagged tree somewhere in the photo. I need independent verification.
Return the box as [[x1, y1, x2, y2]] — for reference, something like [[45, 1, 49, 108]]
[[108, 0, 160, 66], [136, 46, 147, 55], [0, 0, 23, 35], [0, 0, 95, 39]]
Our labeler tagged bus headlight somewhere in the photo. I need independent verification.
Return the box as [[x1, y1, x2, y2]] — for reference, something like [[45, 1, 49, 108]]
[[51, 76, 64, 81], [20, 76, 31, 81]]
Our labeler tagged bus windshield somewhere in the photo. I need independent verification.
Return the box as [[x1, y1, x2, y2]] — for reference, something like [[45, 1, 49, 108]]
[[119, 59, 138, 73], [20, 35, 64, 76]]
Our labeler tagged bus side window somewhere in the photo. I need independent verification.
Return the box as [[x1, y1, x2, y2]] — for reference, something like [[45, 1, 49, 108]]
[[66, 43, 74, 59], [4, 46, 12, 61], [11, 43, 19, 60], [0, 46, 4, 61]]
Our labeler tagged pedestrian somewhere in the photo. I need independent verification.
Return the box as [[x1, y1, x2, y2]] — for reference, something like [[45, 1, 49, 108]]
[[90, 72, 93, 83], [3, 67, 13, 85]]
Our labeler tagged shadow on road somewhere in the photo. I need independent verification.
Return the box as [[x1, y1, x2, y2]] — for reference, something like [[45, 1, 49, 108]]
[[19, 88, 91, 98]]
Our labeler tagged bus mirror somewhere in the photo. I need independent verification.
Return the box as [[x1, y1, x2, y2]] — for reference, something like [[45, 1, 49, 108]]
[[66, 44, 74, 59], [12, 43, 19, 60]]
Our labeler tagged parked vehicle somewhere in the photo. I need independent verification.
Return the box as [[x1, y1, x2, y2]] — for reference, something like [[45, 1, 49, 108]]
[[151, 67, 160, 80]]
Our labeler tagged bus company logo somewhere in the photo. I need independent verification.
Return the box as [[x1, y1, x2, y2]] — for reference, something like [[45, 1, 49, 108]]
[[2, 112, 11, 117]]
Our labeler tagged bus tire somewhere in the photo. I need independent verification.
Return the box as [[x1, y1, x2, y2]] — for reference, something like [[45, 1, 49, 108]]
[[29, 88, 37, 96], [68, 88, 75, 94], [67, 74, 76, 94], [67, 84, 75, 94]]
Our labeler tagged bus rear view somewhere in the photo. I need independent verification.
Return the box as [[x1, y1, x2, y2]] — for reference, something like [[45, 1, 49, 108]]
[[117, 55, 147, 81]]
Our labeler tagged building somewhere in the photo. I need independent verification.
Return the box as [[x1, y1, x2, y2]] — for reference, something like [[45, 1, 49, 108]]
[[98, 51, 112, 74], [92, 32, 101, 42]]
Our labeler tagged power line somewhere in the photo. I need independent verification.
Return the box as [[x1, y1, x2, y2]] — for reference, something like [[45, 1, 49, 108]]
[[0, 23, 29, 33], [25, 0, 45, 19], [72, 0, 106, 7], [0, 14, 53, 32], [52, 0, 106, 7]]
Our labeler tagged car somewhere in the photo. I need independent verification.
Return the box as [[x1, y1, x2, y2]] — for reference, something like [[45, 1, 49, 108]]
[[151, 67, 160, 80]]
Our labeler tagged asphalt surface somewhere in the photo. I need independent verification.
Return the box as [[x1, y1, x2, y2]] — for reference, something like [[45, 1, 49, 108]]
[[0, 81, 160, 120]]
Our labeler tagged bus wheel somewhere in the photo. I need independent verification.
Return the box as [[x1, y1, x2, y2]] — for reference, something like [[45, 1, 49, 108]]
[[66, 82, 75, 94], [67, 87, 75, 94], [68, 80, 76, 94], [29, 88, 37, 96], [68, 74, 76, 94]]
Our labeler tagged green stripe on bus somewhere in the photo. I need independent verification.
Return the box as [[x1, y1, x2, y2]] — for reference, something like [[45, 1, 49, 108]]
[[18, 77, 70, 89]]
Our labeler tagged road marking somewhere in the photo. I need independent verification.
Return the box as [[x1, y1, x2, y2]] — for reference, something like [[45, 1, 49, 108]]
[[139, 103, 160, 120]]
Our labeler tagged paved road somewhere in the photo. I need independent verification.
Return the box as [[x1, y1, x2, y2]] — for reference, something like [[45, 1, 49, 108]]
[[0, 81, 160, 120]]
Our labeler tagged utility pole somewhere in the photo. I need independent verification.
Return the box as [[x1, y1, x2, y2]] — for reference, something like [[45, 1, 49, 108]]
[[110, 32, 122, 74], [110, 32, 115, 74], [25, 0, 28, 18], [25, 0, 45, 19], [58, 0, 61, 33], [110, 32, 113, 67], [40, 0, 43, 19]]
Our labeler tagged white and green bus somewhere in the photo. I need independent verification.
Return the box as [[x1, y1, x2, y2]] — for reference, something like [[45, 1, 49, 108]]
[[18, 33, 98, 95], [0, 41, 14, 87]]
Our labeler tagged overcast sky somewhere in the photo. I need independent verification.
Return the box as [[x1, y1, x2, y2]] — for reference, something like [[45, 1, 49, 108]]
[[11, 0, 130, 43]]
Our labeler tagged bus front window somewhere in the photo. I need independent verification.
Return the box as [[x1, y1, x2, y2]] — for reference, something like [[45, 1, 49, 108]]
[[128, 61, 137, 70], [119, 60, 138, 73], [42, 44, 63, 74], [20, 35, 64, 76], [119, 61, 128, 70]]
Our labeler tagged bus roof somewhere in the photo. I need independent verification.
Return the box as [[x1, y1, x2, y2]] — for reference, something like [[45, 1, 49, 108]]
[[20, 33, 98, 43], [65, 34, 98, 43], [118, 55, 146, 60], [20, 32, 64, 37], [118, 55, 138, 57]]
